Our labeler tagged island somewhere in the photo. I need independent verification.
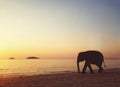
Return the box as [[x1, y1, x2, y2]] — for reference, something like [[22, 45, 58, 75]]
[[9, 57, 15, 60], [26, 56, 40, 59]]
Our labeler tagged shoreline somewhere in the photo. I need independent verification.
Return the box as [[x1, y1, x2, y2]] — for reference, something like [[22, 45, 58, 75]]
[[0, 67, 118, 78], [0, 68, 120, 87]]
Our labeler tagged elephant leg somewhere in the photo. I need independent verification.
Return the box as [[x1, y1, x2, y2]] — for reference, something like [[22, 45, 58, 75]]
[[82, 61, 87, 74], [97, 62, 103, 73], [88, 64, 94, 73], [98, 66, 103, 73]]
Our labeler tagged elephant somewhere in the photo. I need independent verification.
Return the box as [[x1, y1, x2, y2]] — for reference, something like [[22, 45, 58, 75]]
[[77, 50, 106, 74]]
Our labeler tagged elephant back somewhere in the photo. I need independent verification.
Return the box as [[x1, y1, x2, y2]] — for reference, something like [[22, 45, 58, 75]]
[[84, 51, 104, 63]]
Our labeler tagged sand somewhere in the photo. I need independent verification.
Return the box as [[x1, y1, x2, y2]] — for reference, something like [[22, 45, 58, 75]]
[[0, 68, 120, 87]]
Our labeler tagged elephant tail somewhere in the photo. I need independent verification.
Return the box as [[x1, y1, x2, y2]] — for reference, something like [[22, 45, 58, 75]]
[[103, 59, 107, 67]]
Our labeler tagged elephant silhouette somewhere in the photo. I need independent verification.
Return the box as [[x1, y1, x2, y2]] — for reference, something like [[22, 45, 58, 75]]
[[77, 50, 106, 74]]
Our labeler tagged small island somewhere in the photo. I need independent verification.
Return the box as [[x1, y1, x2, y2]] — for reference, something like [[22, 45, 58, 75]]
[[9, 57, 15, 60], [26, 56, 40, 59]]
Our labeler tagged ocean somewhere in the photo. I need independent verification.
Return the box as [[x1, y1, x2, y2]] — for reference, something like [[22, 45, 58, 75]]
[[0, 58, 120, 77]]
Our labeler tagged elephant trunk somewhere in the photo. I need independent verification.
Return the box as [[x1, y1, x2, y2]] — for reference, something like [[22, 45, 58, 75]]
[[77, 61, 80, 73]]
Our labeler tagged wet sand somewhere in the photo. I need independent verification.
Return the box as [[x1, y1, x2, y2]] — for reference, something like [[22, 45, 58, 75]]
[[0, 68, 120, 87]]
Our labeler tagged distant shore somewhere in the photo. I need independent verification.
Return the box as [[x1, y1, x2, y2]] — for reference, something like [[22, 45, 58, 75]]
[[0, 68, 120, 87]]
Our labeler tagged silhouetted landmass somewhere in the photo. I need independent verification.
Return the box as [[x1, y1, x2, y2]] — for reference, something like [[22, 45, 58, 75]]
[[27, 56, 40, 59], [9, 57, 15, 60]]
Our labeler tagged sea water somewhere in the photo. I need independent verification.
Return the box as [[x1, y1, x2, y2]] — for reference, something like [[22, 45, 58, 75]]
[[0, 58, 120, 76]]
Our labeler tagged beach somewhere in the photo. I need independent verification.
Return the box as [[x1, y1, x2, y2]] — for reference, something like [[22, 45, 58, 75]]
[[0, 68, 120, 87]]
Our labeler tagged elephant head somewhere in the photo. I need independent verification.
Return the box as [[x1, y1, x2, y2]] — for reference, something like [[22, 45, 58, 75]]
[[77, 52, 86, 73], [77, 50, 105, 73]]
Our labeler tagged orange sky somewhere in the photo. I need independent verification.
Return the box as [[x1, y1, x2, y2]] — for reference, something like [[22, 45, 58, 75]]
[[0, 0, 120, 59]]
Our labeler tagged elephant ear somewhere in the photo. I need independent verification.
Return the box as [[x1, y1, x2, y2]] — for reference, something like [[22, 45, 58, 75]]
[[78, 52, 86, 61]]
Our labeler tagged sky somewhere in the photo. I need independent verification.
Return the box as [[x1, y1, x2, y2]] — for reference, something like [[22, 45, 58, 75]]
[[0, 0, 120, 59]]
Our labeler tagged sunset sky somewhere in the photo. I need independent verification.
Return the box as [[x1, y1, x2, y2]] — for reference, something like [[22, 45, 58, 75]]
[[0, 0, 120, 59]]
